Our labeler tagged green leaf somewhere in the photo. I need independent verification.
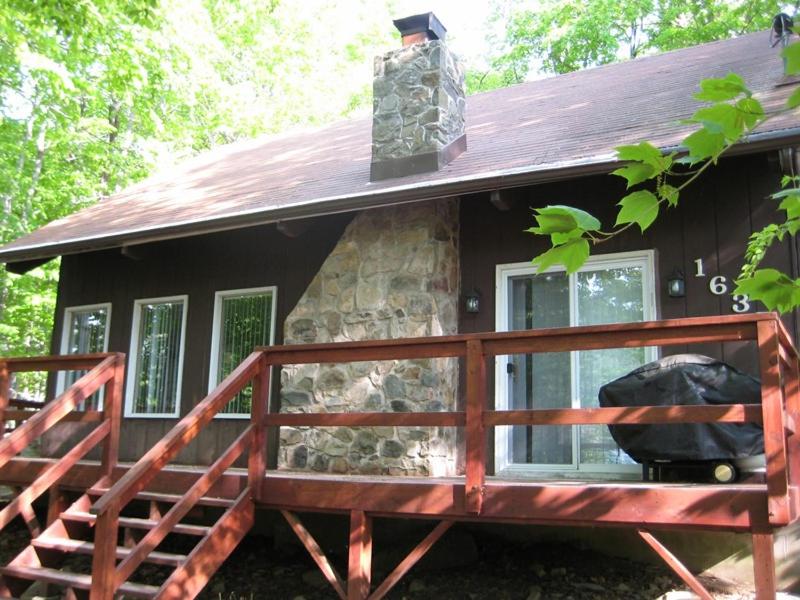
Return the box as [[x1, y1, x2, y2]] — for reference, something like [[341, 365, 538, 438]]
[[683, 128, 726, 163], [531, 238, 590, 274], [691, 104, 743, 140], [788, 87, 800, 109], [782, 43, 800, 76], [779, 192, 800, 220], [616, 190, 659, 232], [612, 162, 656, 188], [735, 269, 800, 313], [533, 205, 601, 232], [693, 73, 748, 102], [551, 228, 584, 245], [735, 97, 764, 130], [616, 142, 670, 171], [658, 183, 679, 207]]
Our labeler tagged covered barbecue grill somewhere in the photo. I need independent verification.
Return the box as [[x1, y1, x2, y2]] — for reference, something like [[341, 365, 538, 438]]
[[598, 354, 764, 482]]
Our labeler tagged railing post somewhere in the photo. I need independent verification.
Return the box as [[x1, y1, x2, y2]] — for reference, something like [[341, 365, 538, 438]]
[[248, 352, 270, 503], [783, 349, 800, 488], [465, 339, 486, 515], [90, 503, 120, 600], [757, 319, 790, 526], [100, 353, 124, 478], [0, 360, 9, 436]]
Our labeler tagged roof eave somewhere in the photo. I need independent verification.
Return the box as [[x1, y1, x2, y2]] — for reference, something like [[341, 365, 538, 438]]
[[3, 126, 800, 267]]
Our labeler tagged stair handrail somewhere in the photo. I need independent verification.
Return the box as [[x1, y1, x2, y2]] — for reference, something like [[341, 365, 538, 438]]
[[91, 350, 264, 516], [88, 351, 267, 600], [0, 353, 125, 534]]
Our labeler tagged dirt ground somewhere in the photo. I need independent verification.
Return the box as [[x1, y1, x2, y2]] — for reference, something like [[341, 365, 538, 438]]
[[0, 517, 764, 600]]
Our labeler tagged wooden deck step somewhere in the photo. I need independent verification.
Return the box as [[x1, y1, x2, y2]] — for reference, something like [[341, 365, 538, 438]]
[[87, 487, 236, 508], [32, 536, 187, 567], [61, 510, 212, 536], [0, 564, 159, 598]]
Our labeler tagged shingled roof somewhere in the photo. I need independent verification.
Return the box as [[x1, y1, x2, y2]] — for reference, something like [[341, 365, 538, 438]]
[[2, 29, 799, 264]]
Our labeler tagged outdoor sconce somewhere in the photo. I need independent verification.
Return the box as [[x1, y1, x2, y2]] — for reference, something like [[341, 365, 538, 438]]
[[465, 288, 481, 313], [667, 269, 685, 298]]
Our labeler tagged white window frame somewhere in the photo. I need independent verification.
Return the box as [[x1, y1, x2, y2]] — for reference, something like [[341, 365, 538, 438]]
[[494, 249, 657, 477], [125, 295, 188, 419], [208, 286, 277, 419], [57, 303, 112, 401]]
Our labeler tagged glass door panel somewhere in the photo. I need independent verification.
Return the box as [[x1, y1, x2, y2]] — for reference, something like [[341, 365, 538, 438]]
[[508, 272, 572, 466]]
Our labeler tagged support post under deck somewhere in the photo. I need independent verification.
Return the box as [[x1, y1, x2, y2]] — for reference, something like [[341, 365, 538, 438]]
[[348, 510, 373, 600]]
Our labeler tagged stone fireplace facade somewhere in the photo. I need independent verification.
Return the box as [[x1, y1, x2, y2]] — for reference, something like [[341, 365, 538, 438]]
[[279, 198, 460, 476]]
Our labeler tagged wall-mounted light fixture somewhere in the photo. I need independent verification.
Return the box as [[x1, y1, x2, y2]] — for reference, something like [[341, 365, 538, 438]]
[[667, 269, 685, 298], [465, 288, 481, 313]]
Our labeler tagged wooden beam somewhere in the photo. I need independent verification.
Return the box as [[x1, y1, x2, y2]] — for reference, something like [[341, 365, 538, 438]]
[[347, 510, 372, 600], [465, 339, 486, 514], [368, 521, 453, 600], [0, 361, 8, 441], [489, 189, 513, 211], [265, 412, 465, 427], [100, 354, 124, 479], [281, 510, 346, 600], [752, 530, 777, 600], [258, 475, 770, 530], [757, 320, 791, 526], [276, 220, 311, 238], [483, 404, 762, 426], [637, 529, 713, 600], [4, 353, 112, 373], [248, 355, 270, 502]]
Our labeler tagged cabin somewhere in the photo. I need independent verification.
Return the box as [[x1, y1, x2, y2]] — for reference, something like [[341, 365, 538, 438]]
[[0, 12, 798, 600]]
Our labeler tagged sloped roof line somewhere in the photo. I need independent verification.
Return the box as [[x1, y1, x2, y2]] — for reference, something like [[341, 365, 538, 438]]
[[1, 29, 798, 264]]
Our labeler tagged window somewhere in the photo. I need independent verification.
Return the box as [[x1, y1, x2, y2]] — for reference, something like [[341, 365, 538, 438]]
[[59, 303, 111, 409], [209, 287, 276, 416], [495, 250, 657, 475], [126, 296, 188, 418]]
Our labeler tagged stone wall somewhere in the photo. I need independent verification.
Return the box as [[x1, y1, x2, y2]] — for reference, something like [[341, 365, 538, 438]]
[[279, 199, 460, 476], [371, 40, 465, 164]]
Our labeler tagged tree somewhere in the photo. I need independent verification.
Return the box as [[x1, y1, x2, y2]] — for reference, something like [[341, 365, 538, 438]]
[[469, 0, 781, 92], [0, 0, 397, 395], [527, 41, 800, 313]]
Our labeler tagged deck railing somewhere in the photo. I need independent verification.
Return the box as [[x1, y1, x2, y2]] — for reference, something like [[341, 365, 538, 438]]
[[0, 353, 125, 536], [259, 313, 799, 523]]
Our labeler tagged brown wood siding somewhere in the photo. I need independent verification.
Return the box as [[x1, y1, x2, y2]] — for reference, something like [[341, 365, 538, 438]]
[[458, 153, 797, 473], [49, 214, 354, 463]]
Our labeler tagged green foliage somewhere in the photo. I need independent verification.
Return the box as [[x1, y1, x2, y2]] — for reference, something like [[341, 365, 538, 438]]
[[526, 33, 800, 314], [469, 0, 779, 89], [0, 0, 397, 396]]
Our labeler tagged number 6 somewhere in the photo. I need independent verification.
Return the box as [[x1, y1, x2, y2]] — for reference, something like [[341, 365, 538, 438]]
[[709, 276, 728, 295]]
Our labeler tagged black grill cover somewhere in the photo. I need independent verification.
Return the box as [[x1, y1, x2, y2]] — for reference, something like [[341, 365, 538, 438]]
[[598, 354, 763, 462]]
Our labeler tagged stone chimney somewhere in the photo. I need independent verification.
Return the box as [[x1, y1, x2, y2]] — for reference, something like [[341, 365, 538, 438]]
[[370, 13, 467, 181]]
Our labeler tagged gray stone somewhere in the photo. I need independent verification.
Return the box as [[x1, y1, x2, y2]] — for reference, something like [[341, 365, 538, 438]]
[[290, 318, 317, 341], [290, 445, 308, 468], [381, 439, 404, 458], [311, 453, 329, 472], [354, 430, 378, 454], [317, 368, 347, 392], [390, 399, 412, 412], [384, 374, 406, 399], [282, 391, 311, 407]]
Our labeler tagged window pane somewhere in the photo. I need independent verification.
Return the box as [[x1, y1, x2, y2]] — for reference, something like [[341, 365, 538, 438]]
[[509, 273, 572, 465], [133, 301, 184, 415], [576, 267, 644, 465], [216, 292, 273, 414], [64, 307, 108, 410]]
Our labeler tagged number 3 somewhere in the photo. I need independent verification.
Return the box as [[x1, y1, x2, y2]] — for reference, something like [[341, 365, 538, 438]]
[[732, 294, 750, 313]]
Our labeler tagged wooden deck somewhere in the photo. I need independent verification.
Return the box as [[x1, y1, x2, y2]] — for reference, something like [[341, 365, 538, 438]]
[[0, 313, 798, 599]]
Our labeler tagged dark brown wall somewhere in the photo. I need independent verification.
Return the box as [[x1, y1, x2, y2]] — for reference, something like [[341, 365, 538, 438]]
[[50, 213, 354, 463], [459, 151, 798, 373], [458, 152, 798, 474]]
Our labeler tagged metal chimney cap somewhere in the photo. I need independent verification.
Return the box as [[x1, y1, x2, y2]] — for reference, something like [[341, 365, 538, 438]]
[[392, 12, 447, 42]]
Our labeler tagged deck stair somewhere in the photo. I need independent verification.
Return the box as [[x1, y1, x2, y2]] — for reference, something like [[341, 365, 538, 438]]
[[0, 483, 251, 599]]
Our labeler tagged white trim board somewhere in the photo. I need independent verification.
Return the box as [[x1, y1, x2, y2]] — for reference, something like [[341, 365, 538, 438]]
[[208, 286, 277, 419], [125, 295, 188, 419], [57, 302, 112, 402], [494, 249, 657, 476]]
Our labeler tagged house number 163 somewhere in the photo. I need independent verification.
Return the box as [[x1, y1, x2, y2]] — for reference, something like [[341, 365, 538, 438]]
[[693, 258, 750, 313]]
